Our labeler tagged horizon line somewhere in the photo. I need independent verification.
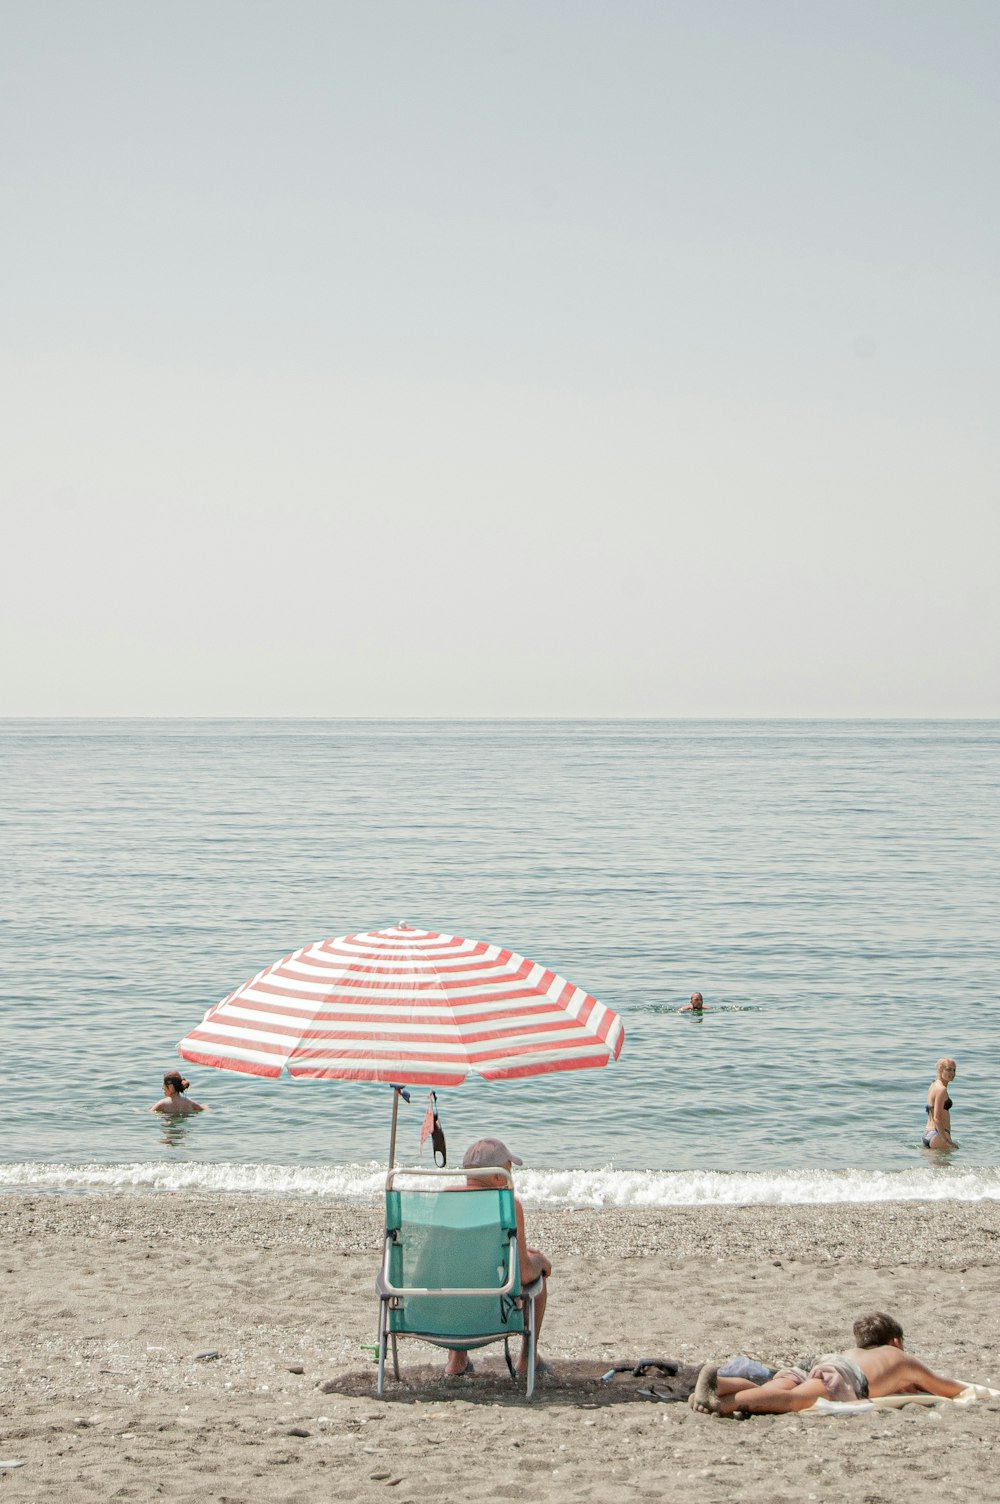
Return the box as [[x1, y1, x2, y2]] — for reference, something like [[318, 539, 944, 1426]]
[[2, 715, 999, 725]]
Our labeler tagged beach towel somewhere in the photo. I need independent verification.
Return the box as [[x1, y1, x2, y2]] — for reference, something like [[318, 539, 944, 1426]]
[[808, 1381, 1000, 1417]]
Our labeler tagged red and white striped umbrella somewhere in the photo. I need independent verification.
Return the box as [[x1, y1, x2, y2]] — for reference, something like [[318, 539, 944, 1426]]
[[177, 923, 624, 1087]]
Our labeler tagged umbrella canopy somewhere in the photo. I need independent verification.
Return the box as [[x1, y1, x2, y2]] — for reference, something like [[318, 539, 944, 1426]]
[[177, 923, 624, 1087]]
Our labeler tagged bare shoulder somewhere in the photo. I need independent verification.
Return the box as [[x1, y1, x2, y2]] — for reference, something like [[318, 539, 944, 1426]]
[[852, 1345, 901, 1378]]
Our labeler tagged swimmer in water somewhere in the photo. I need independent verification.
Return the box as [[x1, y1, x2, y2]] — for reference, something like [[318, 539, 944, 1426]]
[[922, 1057, 958, 1150], [150, 1071, 204, 1116], [678, 991, 708, 1013]]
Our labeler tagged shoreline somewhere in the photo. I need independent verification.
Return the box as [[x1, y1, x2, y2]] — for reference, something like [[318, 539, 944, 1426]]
[[4, 1191, 1000, 1263], [2, 1195, 999, 1502], [4, 1157, 1000, 1207]]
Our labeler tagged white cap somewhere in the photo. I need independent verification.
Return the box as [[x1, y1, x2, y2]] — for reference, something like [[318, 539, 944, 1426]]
[[461, 1137, 523, 1169]]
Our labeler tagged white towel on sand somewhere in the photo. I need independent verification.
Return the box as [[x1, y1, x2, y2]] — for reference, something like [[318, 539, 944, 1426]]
[[809, 1381, 1000, 1417]]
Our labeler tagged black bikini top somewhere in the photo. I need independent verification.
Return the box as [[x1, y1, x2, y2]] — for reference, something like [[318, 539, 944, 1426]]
[[926, 1095, 952, 1113]]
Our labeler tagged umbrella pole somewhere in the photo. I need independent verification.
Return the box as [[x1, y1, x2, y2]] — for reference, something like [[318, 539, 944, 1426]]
[[387, 1085, 409, 1169], [388, 1090, 399, 1169]]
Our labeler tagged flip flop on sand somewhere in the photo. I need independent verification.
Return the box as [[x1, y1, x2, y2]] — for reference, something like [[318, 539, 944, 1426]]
[[444, 1359, 476, 1379]]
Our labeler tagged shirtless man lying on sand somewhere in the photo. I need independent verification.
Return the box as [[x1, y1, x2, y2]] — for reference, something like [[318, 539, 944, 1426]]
[[691, 1311, 965, 1417]]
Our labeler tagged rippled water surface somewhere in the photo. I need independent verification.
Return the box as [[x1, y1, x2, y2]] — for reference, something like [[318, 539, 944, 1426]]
[[1, 720, 997, 1195]]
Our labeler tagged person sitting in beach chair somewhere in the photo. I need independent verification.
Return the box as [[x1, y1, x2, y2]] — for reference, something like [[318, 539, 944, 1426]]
[[376, 1138, 551, 1397], [444, 1139, 552, 1378], [690, 1311, 966, 1417]]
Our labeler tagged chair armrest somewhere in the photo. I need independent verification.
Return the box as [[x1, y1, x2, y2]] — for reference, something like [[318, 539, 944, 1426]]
[[380, 1272, 519, 1298]]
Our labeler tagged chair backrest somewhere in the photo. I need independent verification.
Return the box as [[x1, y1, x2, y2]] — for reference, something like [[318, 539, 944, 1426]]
[[384, 1185, 524, 1339]]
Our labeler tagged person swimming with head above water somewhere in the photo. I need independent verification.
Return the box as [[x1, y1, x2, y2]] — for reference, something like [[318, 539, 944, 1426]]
[[150, 1071, 204, 1116], [678, 991, 708, 1013], [923, 1056, 958, 1150]]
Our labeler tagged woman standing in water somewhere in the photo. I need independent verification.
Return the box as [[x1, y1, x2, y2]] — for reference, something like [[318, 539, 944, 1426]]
[[151, 1071, 204, 1116], [923, 1057, 958, 1150]]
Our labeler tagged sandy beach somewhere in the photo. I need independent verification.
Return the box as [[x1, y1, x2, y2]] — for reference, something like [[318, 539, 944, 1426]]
[[2, 1194, 999, 1503]]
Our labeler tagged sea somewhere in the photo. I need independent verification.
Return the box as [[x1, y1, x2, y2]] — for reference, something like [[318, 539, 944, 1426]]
[[1, 719, 998, 1209]]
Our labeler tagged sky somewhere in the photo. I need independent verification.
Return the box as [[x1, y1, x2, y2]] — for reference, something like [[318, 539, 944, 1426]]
[[2, 0, 998, 717]]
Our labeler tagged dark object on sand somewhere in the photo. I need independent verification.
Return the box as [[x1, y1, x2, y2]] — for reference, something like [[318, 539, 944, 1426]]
[[601, 1359, 680, 1382]]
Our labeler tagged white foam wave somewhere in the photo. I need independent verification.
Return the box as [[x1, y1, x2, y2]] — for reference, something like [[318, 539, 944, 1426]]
[[0, 1161, 388, 1200], [3, 1160, 1000, 1206], [515, 1166, 1000, 1207]]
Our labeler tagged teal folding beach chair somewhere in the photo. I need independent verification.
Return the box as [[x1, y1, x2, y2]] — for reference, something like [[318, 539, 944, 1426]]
[[376, 1166, 543, 1398]]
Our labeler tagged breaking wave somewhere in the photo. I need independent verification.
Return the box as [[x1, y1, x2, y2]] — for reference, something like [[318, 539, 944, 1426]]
[[3, 1160, 1000, 1206]]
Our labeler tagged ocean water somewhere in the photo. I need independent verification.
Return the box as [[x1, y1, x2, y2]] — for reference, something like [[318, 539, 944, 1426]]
[[1, 719, 997, 1207]]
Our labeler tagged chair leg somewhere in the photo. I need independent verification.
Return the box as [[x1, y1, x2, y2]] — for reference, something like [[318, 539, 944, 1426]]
[[377, 1303, 388, 1398], [525, 1297, 536, 1400], [390, 1331, 400, 1382]]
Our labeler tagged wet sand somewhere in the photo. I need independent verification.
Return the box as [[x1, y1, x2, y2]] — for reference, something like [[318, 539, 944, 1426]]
[[2, 1194, 999, 1502]]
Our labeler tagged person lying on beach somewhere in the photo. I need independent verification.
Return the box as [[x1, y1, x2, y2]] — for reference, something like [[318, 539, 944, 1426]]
[[150, 1072, 204, 1116], [923, 1056, 958, 1150], [444, 1137, 552, 1379], [690, 1311, 965, 1417], [678, 991, 707, 1013]]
